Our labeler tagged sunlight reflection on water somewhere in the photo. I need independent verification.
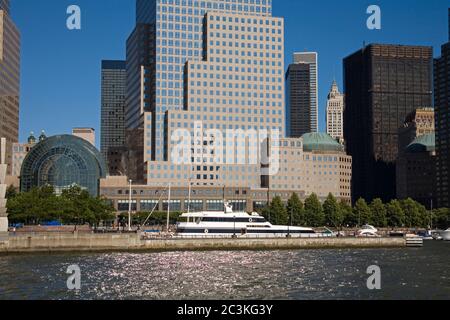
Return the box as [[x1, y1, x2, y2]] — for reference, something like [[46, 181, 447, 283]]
[[0, 242, 449, 300]]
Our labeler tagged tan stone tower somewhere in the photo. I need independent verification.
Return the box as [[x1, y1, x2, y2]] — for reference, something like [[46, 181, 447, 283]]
[[0, 137, 9, 234]]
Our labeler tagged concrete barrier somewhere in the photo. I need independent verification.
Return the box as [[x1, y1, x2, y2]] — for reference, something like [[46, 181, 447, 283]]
[[0, 234, 406, 254]]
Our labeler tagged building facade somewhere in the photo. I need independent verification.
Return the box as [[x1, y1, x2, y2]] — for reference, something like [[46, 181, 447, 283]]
[[126, 0, 285, 188], [286, 52, 318, 137], [101, 133, 353, 213], [0, 0, 20, 175], [268, 134, 352, 202], [398, 108, 435, 155], [11, 133, 37, 177], [100, 60, 127, 173], [396, 133, 436, 209], [326, 80, 345, 143], [73, 127, 96, 146], [434, 9, 450, 208], [344, 44, 433, 203]]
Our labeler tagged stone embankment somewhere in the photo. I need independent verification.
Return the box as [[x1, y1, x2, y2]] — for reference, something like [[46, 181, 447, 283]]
[[0, 233, 406, 254]]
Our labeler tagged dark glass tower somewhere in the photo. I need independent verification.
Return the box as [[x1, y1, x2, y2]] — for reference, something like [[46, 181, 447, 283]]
[[0, 0, 20, 174], [100, 60, 126, 174], [286, 63, 311, 137], [434, 9, 450, 208], [344, 44, 433, 203]]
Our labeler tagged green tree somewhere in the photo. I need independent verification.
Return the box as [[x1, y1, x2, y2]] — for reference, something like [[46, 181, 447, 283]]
[[323, 193, 343, 228], [287, 193, 305, 226], [434, 208, 450, 230], [5, 185, 17, 199], [7, 185, 114, 227], [416, 203, 431, 228], [386, 200, 405, 228], [304, 193, 324, 227], [340, 200, 357, 228], [268, 196, 288, 225], [353, 198, 371, 226], [370, 198, 387, 227], [401, 198, 421, 228]]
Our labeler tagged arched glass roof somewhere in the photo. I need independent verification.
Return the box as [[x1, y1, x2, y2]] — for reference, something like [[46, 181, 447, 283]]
[[20, 135, 107, 196]]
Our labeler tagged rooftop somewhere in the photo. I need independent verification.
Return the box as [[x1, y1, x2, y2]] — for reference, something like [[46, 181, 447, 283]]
[[406, 133, 436, 153], [301, 132, 344, 153]]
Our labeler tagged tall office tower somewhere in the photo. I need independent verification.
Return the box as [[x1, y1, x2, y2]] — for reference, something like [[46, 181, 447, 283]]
[[326, 80, 345, 143], [434, 9, 450, 208], [286, 52, 318, 137], [344, 44, 433, 203], [286, 63, 310, 137], [126, 0, 284, 187], [0, 0, 20, 175], [100, 60, 127, 171]]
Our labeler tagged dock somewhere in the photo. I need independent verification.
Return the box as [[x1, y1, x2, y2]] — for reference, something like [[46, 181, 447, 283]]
[[0, 233, 407, 254]]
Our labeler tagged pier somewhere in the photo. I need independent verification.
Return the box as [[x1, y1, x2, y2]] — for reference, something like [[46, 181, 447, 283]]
[[0, 233, 407, 254]]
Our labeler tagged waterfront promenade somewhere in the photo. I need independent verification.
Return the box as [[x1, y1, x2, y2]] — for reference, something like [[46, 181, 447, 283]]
[[0, 233, 406, 254]]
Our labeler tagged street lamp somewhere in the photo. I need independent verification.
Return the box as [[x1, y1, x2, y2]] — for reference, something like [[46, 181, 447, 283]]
[[128, 179, 132, 232], [287, 207, 292, 238]]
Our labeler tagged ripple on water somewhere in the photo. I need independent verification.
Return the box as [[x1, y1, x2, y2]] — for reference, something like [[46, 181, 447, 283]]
[[0, 242, 449, 300]]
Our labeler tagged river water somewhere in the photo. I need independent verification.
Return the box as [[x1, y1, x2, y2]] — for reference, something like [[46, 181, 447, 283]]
[[0, 241, 448, 300]]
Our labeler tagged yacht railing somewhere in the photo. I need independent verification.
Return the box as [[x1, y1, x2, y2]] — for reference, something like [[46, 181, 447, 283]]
[[141, 233, 336, 240]]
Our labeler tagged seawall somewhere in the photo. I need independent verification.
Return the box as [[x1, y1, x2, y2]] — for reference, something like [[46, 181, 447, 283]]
[[0, 233, 406, 254]]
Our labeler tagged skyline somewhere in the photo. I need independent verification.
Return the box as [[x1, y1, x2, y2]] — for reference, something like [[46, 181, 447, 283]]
[[10, 0, 450, 146]]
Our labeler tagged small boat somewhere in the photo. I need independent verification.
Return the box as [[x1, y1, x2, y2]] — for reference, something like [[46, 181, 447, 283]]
[[417, 230, 434, 240], [357, 225, 379, 237]]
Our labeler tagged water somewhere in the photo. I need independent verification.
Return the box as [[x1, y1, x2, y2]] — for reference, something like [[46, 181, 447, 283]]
[[0, 242, 448, 300]]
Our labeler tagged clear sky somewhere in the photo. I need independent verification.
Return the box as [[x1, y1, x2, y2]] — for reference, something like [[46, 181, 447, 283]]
[[10, 0, 449, 146]]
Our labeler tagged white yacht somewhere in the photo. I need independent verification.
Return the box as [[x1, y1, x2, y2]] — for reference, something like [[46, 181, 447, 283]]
[[357, 225, 379, 237], [176, 202, 318, 238], [441, 229, 450, 241]]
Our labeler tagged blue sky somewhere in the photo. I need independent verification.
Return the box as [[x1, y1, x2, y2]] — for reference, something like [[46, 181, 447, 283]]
[[10, 0, 449, 147]]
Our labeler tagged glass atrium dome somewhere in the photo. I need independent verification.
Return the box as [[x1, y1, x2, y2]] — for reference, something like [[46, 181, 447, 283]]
[[20, 135, 107, 196]]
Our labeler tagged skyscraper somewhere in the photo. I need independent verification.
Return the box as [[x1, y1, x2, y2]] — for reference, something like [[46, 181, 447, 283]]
[[100, 60, 126, 170], [126, 0, 285, 187], [326, 80, 344, 143], [344, 44, 433, 203], [434, 9, 450, 208], [286, 52, 318, 137], [0, 0, 20, 175], [285, 62, 310, 137]]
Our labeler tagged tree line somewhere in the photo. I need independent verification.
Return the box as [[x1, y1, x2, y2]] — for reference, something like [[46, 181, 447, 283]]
[[260, 193, 450, 230], [6, 185, 115, 227], [5, 186, 450, 230]]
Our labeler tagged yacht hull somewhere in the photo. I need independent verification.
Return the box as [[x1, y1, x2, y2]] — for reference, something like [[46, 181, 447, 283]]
[[441, 230, 450, 241]]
